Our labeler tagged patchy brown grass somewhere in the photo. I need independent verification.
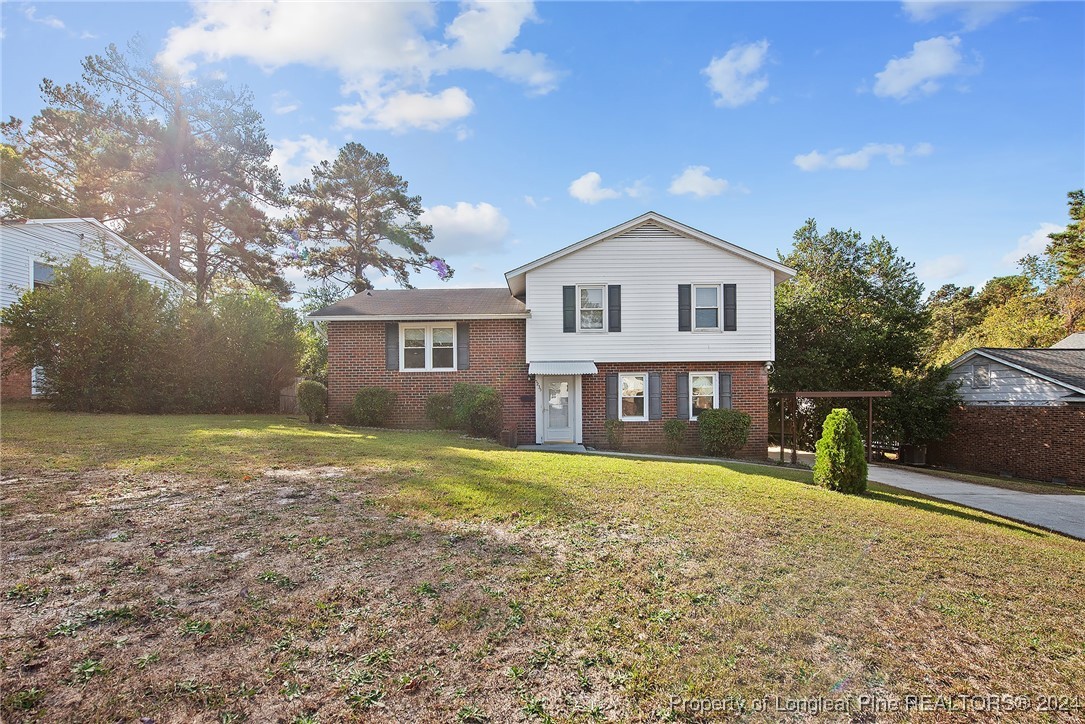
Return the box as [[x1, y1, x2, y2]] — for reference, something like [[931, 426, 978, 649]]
[[1, 409, 1083, 723]]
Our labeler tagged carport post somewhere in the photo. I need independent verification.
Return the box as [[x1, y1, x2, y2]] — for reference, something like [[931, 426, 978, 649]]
[[779, 398, 785, 463], [867, 397, 873, 463]]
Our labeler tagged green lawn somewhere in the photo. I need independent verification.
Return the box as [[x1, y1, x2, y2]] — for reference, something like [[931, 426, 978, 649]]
[[1, 408, 1083, 722]]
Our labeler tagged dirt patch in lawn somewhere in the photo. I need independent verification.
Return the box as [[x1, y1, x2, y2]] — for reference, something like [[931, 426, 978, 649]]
[[0, 469, 631, 722]]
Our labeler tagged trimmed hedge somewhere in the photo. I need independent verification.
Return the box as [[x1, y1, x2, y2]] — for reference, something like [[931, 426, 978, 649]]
[[662, 419, 686, 454], [698, 408, 751, 457], [346, 387, 397, 427], [297, 380, 327, 423], [449, 383, 502, 438], [813, 408, 868, 494]]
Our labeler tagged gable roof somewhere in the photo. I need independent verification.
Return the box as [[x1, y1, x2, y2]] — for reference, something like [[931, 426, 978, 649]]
[[1, 217, 185, 289], [503, 211, 796, 296], [1051, 332, 1085, 349], [308, 288, 527, 321], [951, 347, 1085, 396]]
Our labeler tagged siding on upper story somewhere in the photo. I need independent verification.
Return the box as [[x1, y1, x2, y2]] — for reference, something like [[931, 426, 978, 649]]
[[0, 220, 181, 309], [949, 355, 1074, 406], [523, 221, 778, 363]]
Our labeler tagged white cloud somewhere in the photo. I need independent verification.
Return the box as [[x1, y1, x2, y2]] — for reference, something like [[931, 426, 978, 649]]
[[873, 35, 967, 100], [336, 88, 474, 132], [668, 166, 730, 198], [158, 1, 558, 133], [24, 5, 65, 30], [902, 1, 1023, 30], [1002, 222, 1061, 265], [703, 39, 770, 108], [919, 254, 967, 281], [420, 202, 511, 255], [793, 142, 934, 171], [568, 172, 623, 204], [523, 195, 537, 208], [270, 135, 337, 186], [271, 90, 299, 115]]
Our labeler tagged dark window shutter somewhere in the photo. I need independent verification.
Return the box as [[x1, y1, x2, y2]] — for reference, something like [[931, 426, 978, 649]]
[[648, 372, 662, 420], [723, 284, 737, 331], [563, 286, 576, 332], [607, 285, 621, 332], [676, 373, 689, 420], [605, 373, 619, 420], [385, 323, 399, 370], [719, 373, 733, 409], [678, 284, 691, 331], [456, 322, 470, 370]]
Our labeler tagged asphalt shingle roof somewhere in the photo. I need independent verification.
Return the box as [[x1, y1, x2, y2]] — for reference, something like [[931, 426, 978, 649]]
[[309, 288, 526, 319], [977, 347, 1085, 394]]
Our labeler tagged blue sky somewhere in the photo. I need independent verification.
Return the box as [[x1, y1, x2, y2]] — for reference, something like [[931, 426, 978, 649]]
[[2, 1, 1083, 300]]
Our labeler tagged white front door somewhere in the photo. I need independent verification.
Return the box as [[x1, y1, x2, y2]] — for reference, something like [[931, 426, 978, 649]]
[[542, 376, 575, 443]]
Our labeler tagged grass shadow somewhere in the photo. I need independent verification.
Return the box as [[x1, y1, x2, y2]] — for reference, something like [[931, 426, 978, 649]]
[[868, 484, 1051, 539]]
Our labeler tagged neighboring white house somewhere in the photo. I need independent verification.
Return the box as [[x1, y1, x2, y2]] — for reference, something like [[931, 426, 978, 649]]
[[1, 217, 184, 397], [947, 339, 1085, 406]]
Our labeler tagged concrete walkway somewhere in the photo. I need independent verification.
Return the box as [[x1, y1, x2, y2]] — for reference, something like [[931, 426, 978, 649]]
[[868, 464, 1085, 540]]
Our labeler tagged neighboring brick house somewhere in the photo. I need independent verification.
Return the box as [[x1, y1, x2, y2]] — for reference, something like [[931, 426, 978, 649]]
[[311, 212, 795, 457], [928, 338, 1085, 486], [0, 218, 184, 399]]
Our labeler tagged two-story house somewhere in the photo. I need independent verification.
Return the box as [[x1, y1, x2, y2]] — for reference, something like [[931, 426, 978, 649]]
[[0, 217, 184, 399], [310, 212, 795, 457]]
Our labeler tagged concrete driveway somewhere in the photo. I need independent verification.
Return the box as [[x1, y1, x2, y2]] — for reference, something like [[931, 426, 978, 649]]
[[868, 465, 1085, 540]]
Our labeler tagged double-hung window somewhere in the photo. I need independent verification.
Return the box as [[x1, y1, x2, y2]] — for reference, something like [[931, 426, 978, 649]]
[[693, 284, 720, 330], [32, 260, 55, 290], [689, 372, 718, 418], [619, 373, 647, 421], [579, 285, 605, 331], [402, 324, 456, 371], [972, 363, 990, 389]]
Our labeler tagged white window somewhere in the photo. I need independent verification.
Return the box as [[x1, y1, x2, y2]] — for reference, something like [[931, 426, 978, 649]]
[[620, 373, 647, 421], [578, 285, 605, 331], [401, 325, 456, 371], [32, 260, 55, 290], [972, 363, 990, 389], [31, 366, 47, 396], [689, 372, 718, 418], [693, 284, 720, 330]]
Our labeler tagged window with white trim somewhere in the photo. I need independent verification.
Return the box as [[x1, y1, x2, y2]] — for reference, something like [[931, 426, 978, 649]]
[[401, 324, 456, 371], [33, 261, 55, 290], [693, 284, 720, 330], [972, 363, 990, 389], [689, 372, 718, 418], [620, 373, 647, 421], [578, 285, 605, 331]]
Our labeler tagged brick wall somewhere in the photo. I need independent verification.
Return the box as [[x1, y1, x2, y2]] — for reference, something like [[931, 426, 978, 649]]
[[928, 405, 1085, 487], [1, 325, 32, 400], [585, 361, 769, 459], [326, 319, 536, 444]]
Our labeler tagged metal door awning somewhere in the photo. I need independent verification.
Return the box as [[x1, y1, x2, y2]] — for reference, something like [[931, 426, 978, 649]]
[[528, 360, 598, 375]]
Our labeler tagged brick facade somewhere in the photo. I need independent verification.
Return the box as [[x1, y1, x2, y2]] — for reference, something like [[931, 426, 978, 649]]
[[585, 362, 769, 459], [1, 326, 32, 400], [326, 319, 537, 444], [327, 321, 770, 458], [927, 405, 1085, 487]]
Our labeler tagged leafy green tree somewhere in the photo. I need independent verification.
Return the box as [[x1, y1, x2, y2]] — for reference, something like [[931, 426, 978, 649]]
[[0, 256, 180, 412], [881, 366, 960, 448], [285, 142, 451, 292], [3, 42, 288, 304], [773, 220, 926, 446], [1022, 189, 1085, 335]]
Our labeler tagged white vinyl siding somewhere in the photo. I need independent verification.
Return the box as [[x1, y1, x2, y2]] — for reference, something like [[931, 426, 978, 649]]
[[525, 221, 776, 362], [0, 220, 180, 310], [949, 357, 1075, 406]]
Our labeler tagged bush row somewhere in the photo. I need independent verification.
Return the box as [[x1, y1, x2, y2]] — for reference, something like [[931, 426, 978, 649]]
[[336, 383, 503, 440], [1, 257, 301, 413]]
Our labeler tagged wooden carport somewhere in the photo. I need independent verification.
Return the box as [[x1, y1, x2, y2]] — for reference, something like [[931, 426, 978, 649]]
[[769, 391, 892, 464]]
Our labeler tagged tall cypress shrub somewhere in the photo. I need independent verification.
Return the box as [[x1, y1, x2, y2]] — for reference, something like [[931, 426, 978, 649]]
[[813, 408, 868, 494]]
